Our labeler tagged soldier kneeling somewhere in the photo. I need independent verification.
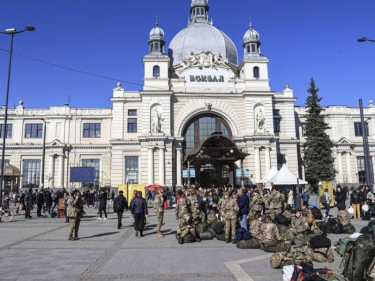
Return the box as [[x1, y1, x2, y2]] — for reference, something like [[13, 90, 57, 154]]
[[178, 213, 201, 244]]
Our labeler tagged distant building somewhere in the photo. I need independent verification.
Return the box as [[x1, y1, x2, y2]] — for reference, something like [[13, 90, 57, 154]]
[[1, 0, 374, 191]]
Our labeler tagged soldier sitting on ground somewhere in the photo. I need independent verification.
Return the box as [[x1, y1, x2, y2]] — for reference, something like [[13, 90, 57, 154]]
[[178, 213, 201, 244], [260, 215, 282, 247], [249, 213, 263, 241]]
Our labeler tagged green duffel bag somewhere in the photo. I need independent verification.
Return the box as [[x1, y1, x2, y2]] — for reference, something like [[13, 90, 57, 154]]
[[276, 240, 294, 252], [207, 228, 216, 238], [263, 240, 279, 253], [216, 232, 226, 241], [236, 238, 260, 249], [199, 231, 213, 240]]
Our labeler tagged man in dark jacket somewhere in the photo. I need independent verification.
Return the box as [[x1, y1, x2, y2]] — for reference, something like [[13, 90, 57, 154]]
[[130, 191, 148, 237], [350, 188, 361, 219], [44, 189, 52, 214], [237, 188, 250, 231], [114, 190, 128, 229], [98, 189, 108, 220], [335, 186, 346, 211], [36, 190, 45, 216], [25, 188, 33, 219]]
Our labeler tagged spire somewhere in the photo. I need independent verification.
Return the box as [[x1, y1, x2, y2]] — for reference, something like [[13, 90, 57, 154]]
[[249, 16, 252, 29], [156, 15, 159, 27], [190, 0, 209, 24]]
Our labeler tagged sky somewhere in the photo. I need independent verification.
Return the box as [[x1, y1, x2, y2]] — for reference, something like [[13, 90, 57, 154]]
[[0, 0, 374, 109]]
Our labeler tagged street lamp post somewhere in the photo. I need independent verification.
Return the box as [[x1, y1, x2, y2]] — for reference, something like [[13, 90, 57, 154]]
[[359, 99, 372, 186], [0, 26, 35, 203], [41, 119, 47, 190]]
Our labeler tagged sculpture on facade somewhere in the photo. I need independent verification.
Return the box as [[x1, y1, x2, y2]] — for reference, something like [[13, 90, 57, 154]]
[[256, 109, 267, 134], [151, 107, 163, 134], [178, 51, 230, 76]]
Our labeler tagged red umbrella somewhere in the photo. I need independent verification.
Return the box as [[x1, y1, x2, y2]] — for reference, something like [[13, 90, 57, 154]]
[[145, 184, 164, 190]]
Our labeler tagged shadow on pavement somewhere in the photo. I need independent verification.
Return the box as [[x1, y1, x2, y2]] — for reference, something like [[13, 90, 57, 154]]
[[81, 232, 119, 239]]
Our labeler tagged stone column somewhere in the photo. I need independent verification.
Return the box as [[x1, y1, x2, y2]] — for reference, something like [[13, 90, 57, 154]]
[[49, 155, 54, 187], [159, 147, 165, 185], [338, 152, 343, 183], [58, 155, 64, 188], [265, 146, 271, 173], [148, 148, 154, 185], [176, 148, 182, 187], [255, 147, 261, 183], [346, 152, 353, 183]]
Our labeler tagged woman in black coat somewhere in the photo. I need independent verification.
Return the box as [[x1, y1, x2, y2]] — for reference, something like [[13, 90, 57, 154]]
[[335, 186, 346, 211], [98, 189, 107, 220]]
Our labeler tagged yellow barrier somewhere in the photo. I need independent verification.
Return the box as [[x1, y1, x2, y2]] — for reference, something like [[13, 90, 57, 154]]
[[118, 184, 146, 202], [318, 181, 335, 208]]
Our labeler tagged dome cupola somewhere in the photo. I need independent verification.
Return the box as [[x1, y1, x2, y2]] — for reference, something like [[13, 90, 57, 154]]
[[148, 17, 165, 54], [243, 19, 262, 57]]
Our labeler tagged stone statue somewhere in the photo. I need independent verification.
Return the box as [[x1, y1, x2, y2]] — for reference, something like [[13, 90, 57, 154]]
[[151, 107, 162, 133], [256, 109, 266, 133]]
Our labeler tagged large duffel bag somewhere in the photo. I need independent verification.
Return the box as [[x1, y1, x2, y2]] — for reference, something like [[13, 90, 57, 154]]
[[195, 222, 208, 233], [176, 233, 195, 243], [276, 240, 294, 252], [199, 231, 213, 240], [342, 223, 356, 234], [326, 218, 343, 234], [310, 235, 331, 249], [236, 238, 261, 249], [311, 247, 334, 263], [263, 240, 279, 253], [212, 221, 225, 235], [216, 232, 226, 241], [207, 228, 216, 238]]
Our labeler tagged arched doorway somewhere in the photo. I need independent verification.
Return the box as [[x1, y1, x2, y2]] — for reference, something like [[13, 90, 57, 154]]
[[182, 114, 248, 188]]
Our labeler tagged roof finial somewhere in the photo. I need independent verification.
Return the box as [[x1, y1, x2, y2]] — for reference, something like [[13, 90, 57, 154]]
[[156, 15, 159, 27], [249, 16, 252, 29]]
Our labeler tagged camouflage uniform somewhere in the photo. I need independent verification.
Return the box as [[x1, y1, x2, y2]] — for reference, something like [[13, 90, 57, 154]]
[[153, 194, 164, 232], [179, 213, 197, 240], [187, 194, 199, 214], [67, 194, 84, 240], [223, 196, 239, 240], [269, 190, 283, 220], [260, 222, 282, 244], [192, 206, 205, 225], [337, 210, 351, 226], [249, 219, 263, 240], [263, 192, 271, 216], [248, 193, 263, 220], [282, 209, 292, 220], [217, 197, 226, 223], [175, 197, 188, 223], [207, 209, 217, 225]]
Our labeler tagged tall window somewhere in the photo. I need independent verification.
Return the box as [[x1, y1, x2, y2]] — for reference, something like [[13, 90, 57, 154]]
[[357, 156, 366, 184], [277, 154, 286, 169], [82, 159, 100, 188], [25, 124, 43, 138], [128, 118, 137, 133], [125, 156, 139, 184], [354, 122, 369, 137], [251, 44, 256, 52], [0, 124, 12, 138], [83, 123, 101, 138], [153, 65, 160, 78], [273, 118, 281, 133], [253, 66, 260, 78], [301, 123, 307, 136], [22, 159, 41, 188]]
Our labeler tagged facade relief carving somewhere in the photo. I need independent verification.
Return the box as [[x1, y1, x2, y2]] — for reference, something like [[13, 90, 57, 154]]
[[255, 107, 268, 134], [178, 51, 230, 77]]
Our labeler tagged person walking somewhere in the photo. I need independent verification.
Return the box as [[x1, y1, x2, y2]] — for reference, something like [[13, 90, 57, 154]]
[[350, 188, 361, 219], [98, 188, 108, 220], [24, 187, 33, 219], [130, 191, 148, 237], [335, 186, 346, 211], [114, 190, 127, 229], [67, 190, 85, 240], [16, 191, 25, 214], [153, 190, 164, 237]]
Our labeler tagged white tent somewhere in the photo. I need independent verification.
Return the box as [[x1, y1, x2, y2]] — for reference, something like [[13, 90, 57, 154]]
[[267, 164, 308, 185], [259, 166, 278, 184]]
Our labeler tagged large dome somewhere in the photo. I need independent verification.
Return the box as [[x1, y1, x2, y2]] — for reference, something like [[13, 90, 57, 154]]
[[168, 24, 238, 67]]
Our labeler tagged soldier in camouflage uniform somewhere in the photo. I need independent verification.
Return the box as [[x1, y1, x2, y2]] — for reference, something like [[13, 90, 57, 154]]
[[175, 192, 188, 224], [249, 213, 263, 240], [289, 209, 308, 235], [217, 193, 226, 223], [260, 215, 282, 244], [262, 189, 271, 216], [248, 189, 263, 221], [337, 209, 351, 226], [67, 190, 85, 241], [222, 191, 239, 243], [187, 189, 199, 214], [153, 190, 164, 237], [192, 203, 205, 225], [178, 213, 201, 244], [269, 187, 284, 220]]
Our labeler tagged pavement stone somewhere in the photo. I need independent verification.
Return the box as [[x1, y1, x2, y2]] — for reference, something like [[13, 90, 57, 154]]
[[0, 201, 370, 281]]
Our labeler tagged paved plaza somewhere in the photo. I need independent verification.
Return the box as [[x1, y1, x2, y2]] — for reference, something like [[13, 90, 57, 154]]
[[0, 202, 369, 281]]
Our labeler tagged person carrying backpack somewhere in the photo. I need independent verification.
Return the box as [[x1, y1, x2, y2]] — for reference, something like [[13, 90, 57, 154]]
[[322, 188, 331, 218], [114, 190, 127, 229]]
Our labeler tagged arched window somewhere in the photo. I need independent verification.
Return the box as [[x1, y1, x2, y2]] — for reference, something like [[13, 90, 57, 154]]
[[253, 66, 260, 78], [153, 66, 160, 78]]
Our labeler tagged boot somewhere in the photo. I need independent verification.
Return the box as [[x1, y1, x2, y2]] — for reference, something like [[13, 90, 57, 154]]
[[195, 237, 201, 242], [232, 238, 236, 244], [157, 231, 164, 237], [178, 236, 184, 244], [225, 238, 230, 243], [68, 234, 74, 241], [74, 230, 79, 240]]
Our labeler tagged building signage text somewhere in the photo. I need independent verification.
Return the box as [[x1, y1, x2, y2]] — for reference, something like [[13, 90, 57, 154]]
[[190, 75, 225, 83]]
